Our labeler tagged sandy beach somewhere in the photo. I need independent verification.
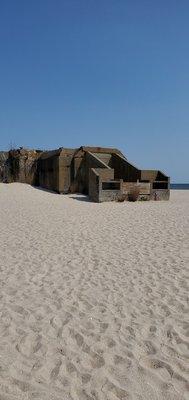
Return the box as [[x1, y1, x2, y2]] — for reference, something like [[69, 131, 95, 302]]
[[0, 183, 188, 400]]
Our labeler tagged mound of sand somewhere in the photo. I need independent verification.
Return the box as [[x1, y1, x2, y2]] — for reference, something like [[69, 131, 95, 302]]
[[0, 183, 188, 400]]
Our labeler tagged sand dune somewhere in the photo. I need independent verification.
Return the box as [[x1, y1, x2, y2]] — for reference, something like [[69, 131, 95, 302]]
[[0, 183, 189, 400]]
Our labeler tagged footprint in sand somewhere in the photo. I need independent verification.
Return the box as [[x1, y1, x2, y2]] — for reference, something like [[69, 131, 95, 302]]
[[90, 352, 105, 368]]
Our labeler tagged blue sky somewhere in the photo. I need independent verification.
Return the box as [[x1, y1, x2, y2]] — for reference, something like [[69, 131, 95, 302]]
[[0, 0, 188, 182]]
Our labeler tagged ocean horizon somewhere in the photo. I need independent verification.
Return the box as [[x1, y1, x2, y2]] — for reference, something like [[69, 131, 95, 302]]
[[170, 183, 189, 190]]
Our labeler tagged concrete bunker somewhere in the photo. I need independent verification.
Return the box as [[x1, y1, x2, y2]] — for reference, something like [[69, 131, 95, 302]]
[[0, 146, 170, 202]]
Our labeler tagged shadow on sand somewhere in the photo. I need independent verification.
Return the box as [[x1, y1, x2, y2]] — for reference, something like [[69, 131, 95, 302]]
[[32, 186, 91, 202], [69, 195, 91, 202], [32, 186, 59, 195]]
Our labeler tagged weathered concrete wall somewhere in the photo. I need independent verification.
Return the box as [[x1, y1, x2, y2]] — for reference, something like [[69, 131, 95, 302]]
[[89, 166, 122, 202], [92, 153, 112, 167], [94, 168, 114, 181], [82, 152, 111, 194], [112, 153, 141, 182], [122, 182, 151, 195], [7, 149, 41, 184], [59, 150, 75, 193], [81, 146, 123, 156], [99, 177, 122, 202], [59, 158, 71, 193], [141, 170, 169, 182], [122, 182, 169, 201], [151, 189, 170, 201], [88, 168, 100, 202], [38, 155, 59, 192], [35, 148, 75, 193], [141, 170, 158, 182], [68, 148, 85, 193], [99, 187, 122, 202], [71, 149, 115, 195], [88, 168, 121, 202], [0, 152, 9, 182], [85, 152, 114, 193]]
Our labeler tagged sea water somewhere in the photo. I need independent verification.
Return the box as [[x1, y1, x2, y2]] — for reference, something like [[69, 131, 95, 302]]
[[171, 184, 189, 190]]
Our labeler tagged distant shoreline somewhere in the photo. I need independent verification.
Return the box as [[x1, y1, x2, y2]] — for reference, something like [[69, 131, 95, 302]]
[[171, 183, 189, 190]]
